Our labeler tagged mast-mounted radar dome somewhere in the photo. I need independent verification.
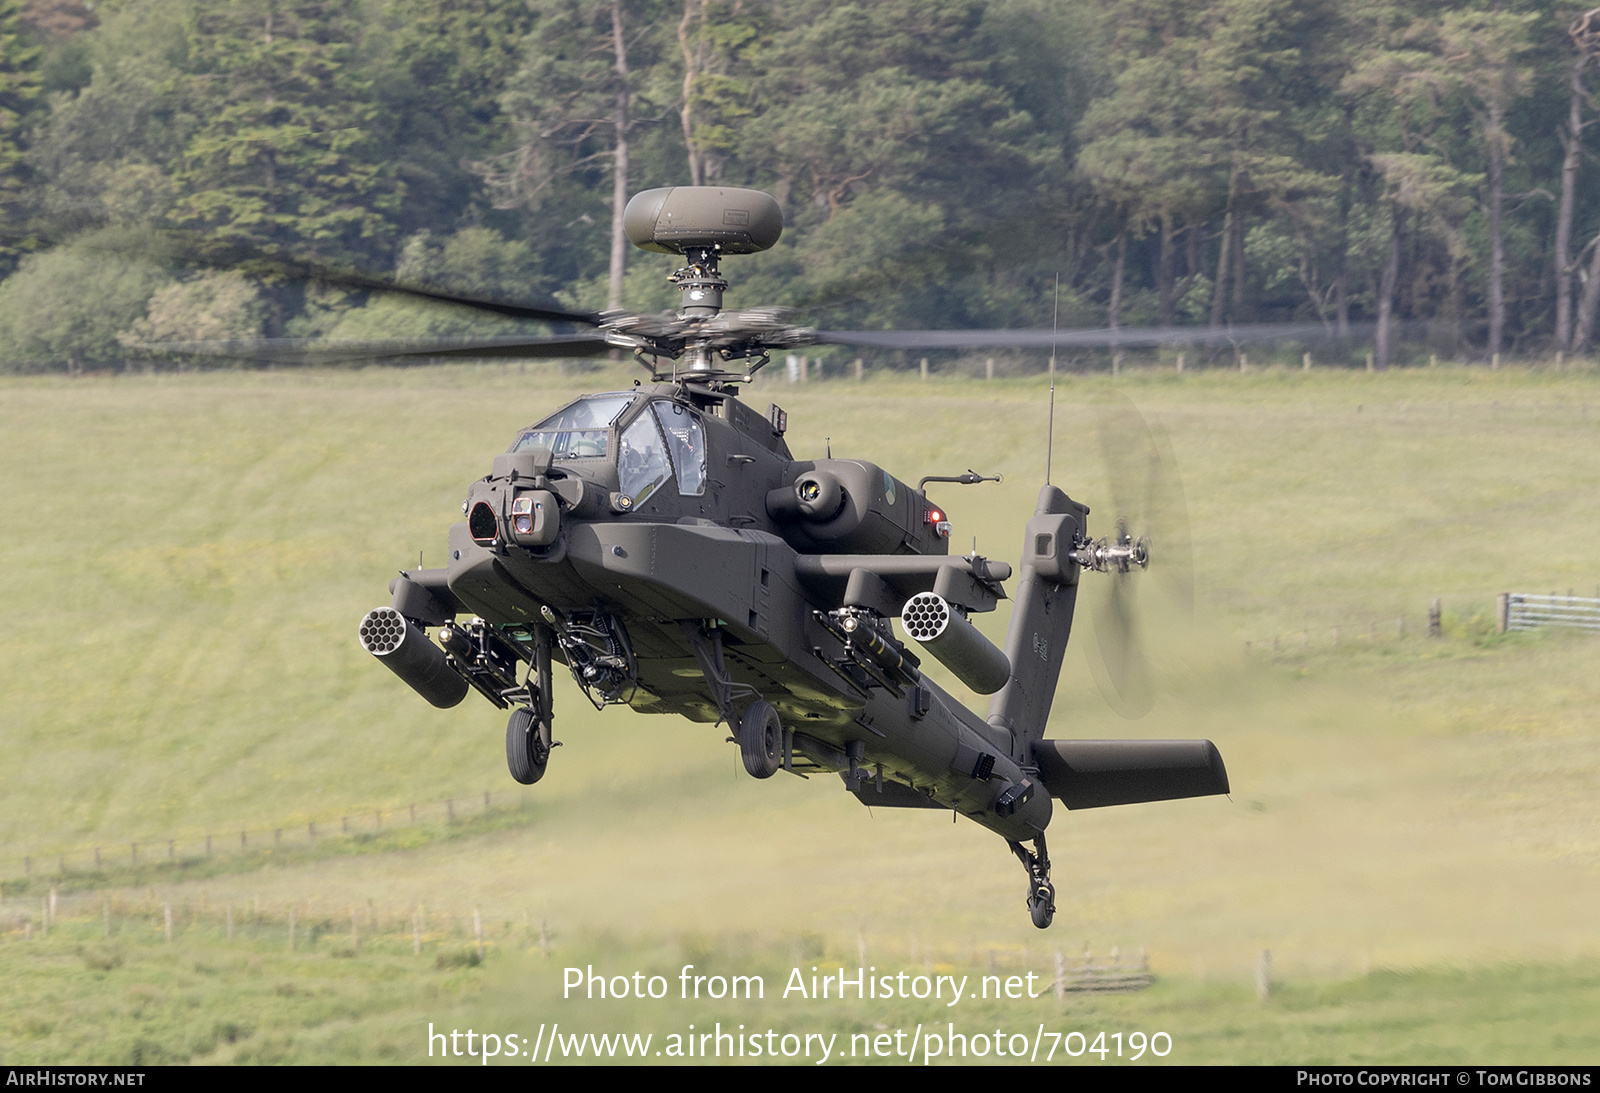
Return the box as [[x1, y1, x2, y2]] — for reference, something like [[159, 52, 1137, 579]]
[[624, 187, 784, 255]]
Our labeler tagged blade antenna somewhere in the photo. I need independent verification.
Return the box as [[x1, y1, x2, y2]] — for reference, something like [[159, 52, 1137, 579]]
[[1046, 274, 1059, 484]]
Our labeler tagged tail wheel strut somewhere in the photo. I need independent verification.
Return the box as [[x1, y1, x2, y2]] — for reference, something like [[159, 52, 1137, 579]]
[[1009, 835, 1056, 929]]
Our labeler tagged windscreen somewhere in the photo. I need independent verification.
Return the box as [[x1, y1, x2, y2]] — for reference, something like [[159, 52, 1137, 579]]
[[511, 395, 633, 460], [651, 401, 706, 497]]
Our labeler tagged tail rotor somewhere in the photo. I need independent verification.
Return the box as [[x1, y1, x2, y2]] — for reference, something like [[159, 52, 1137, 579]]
[[1082, 392, 1192, 718]]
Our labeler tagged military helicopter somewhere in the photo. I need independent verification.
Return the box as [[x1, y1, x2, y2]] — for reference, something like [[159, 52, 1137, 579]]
[[182, 187, 1234, 928]]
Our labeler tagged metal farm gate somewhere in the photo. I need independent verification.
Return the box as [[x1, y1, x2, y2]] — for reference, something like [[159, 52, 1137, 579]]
[[1498, 593, 1600, 633]]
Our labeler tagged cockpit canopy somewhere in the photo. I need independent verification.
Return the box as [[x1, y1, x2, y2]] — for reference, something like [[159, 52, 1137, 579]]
[[513, 394, 631, 460], [511, 393, 707, 506]]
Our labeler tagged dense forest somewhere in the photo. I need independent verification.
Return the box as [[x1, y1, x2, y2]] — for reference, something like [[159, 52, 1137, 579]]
[[3, 0, 1600, 370]]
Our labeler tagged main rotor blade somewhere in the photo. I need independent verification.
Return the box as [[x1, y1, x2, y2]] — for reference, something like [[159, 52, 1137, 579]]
[[132, 333, 612, 365], [77, 228, 610, 328], [811, 321, 1367, 350]]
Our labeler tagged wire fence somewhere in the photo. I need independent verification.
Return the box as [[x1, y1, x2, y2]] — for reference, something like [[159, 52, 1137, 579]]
[[2, 891, 1153, 998], [1245, 613, 1414, 654], [1245, 587, 1600, 654], [1, 787, 528, 890]]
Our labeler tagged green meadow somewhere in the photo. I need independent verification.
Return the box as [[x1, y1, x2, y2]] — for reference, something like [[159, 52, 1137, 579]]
[[3, 360, 1599, 1064]]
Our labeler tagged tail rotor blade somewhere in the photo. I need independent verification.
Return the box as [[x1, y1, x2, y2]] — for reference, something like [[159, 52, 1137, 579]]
[[1085, 392, 1193, 717]]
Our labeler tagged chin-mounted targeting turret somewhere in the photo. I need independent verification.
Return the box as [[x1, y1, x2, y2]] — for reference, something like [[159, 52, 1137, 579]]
[[462, 447, 600, 553]]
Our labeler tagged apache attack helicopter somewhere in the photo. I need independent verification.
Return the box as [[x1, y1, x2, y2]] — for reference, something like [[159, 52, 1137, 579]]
[[184, 186, 1233, 928]]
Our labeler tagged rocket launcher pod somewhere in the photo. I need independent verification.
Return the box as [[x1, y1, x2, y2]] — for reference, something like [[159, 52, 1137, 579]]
[[900, 592, 1011, 695], [358, 606, 470, 709]]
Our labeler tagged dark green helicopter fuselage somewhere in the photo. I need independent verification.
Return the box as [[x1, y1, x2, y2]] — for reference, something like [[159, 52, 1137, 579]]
[[381, 381, 1066, 844]]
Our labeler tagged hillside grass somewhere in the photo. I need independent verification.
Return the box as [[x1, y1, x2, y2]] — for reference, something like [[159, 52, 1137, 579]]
[[3, 360, 1599, 1063]]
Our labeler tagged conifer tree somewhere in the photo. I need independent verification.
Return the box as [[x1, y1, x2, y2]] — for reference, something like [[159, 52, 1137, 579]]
[[171, 0, 398, 267]]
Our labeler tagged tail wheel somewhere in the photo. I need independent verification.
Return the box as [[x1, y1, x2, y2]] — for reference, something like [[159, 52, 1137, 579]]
[[1029, 884, 1056, 929], [737, 700, 783, 779], [506, 706, 552, 785]]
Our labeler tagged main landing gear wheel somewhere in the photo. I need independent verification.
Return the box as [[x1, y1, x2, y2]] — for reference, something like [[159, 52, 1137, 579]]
[[737, 700, 783, 779], [506, 706, 552, 785], [1009, 836, 1056, 929]]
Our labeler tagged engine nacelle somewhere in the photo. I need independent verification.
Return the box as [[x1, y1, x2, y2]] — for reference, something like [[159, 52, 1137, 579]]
[[767, 459, 942, 555]]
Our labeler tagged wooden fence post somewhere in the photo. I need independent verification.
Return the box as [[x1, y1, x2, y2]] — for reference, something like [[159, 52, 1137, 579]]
[[1496, 592, 1510, 634]]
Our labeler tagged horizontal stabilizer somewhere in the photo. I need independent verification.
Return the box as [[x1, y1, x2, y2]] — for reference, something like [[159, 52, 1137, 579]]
[[1032, 739, 1228, 809]]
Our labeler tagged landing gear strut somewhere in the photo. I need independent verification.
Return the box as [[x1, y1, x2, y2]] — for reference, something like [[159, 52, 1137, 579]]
[[1009, 835, 1056, 929], [506, 624, 555, 785]]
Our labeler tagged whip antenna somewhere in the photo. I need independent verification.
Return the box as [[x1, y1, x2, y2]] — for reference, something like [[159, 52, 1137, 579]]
[[1046, 274, 1059, 484]]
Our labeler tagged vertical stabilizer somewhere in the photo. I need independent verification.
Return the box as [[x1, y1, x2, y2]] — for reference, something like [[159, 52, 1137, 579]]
[[987, 485, 1089, 755]]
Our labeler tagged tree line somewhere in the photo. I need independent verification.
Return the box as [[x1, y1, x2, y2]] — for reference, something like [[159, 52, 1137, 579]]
[[2, 0, 1599, 371]]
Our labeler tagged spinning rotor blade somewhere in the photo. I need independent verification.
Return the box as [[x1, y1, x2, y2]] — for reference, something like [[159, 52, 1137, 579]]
[[810, 321, 1363, 351], [1084, 392, 1193, 719], [70, 227, 610, 328], [133, 332, 612, 365], [1091, 560, 1152, 719]]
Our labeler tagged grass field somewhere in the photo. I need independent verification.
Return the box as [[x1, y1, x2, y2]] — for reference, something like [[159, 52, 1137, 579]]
[[3, 360, 1599, 1064]]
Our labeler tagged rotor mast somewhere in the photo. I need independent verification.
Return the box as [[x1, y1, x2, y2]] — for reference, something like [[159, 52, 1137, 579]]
[[671, 244, 727, 373]]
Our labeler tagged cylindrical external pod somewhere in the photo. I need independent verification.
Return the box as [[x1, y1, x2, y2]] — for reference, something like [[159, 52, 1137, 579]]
[[623, 187, 784, 254], [358, 607, 469, 709], [900, 592, 1011, 695]]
